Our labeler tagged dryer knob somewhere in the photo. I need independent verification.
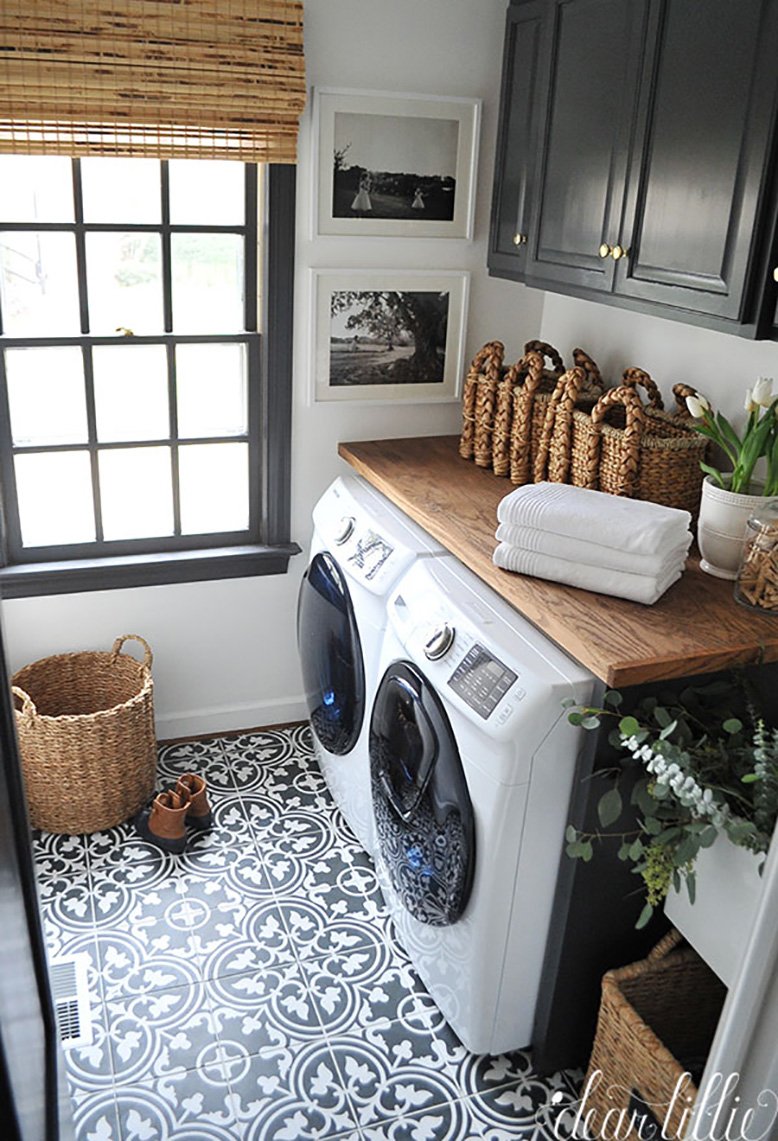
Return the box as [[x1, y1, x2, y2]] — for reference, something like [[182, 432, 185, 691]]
[[334, 515, 355, 545], [424, 623, 455, 660]]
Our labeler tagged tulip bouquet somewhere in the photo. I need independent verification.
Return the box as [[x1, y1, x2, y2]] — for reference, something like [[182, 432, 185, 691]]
[[685, 376, 778, 495]]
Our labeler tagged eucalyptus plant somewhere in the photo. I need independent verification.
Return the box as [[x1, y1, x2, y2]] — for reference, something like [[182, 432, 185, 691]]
[[564, 678, 778, 929]]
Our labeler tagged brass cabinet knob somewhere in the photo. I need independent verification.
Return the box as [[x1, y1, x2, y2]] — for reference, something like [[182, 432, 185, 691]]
[[598, 243, 612, 259], [611, 244, 629, 260], [773, 266, 778, 283], [513, 232, 527, 246]]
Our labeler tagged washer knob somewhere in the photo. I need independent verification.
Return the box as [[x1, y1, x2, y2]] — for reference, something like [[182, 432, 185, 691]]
[[423, 623, 455, 660], [334, 515, 355, 545]]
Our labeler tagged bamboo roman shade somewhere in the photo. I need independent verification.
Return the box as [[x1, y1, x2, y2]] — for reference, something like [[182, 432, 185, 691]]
[[0, 0, 305, 162]]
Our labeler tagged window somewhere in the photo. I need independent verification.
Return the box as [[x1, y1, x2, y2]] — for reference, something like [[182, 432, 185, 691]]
[[0, 157, 297, 596]]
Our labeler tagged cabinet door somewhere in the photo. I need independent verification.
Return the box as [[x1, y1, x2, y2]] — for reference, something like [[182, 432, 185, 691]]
[[525, 0, 654, 293], [617, 0, 778, 320], [488, 1, 545, 280]]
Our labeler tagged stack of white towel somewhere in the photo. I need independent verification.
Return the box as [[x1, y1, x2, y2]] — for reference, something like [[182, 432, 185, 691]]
[[493, 483, 693, 605]]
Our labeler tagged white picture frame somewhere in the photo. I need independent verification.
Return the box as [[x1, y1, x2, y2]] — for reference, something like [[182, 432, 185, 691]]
[[313, 88, 481, 239], [311, 269, 470, 404]]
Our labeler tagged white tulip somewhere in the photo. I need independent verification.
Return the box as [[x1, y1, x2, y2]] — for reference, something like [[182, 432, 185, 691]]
[[744, 387, 756, 413], [686, 394, 709, 418], [753, 376, 774, 407]]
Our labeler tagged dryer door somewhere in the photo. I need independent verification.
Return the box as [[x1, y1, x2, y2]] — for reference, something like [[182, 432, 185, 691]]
[[297, 551, 365, 755], [370, 661, 475, 927]]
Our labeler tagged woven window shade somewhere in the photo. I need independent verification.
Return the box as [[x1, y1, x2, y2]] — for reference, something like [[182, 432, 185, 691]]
[[0, 0, 305, 162]]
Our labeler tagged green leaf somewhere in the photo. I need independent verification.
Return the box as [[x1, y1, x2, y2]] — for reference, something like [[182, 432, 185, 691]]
[[643, 816, 662, 836], [608, 728, 624, 749], [567, 711, 583, 726], [604, 690, 623, 708], [672, 869, 682, 894], [618, 842, 632, 861], [658, 720, 678, 740], [632, 781, 659, 816], [699, 461, 727, 487], [635, 902, 654, 930], [722, 718, 743, 734], [699, 825, 719, 848], [629, 839, 645, 861], [581, 715, 601, 731], [619, 716, 640, 738], [598, 787, 623, 828], [742, 773, 760, 784], [565, 825, 577, 844], [674, 835, 700, 866], [560, 697, 577, 709], [686, 872, 697, 906], [654, 706, 672, 728], [580, 841, 594, 863]]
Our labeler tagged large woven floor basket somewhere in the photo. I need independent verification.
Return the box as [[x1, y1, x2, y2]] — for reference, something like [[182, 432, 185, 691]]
[[12, 635, 157, 835], [584, 930, 726, 1140]]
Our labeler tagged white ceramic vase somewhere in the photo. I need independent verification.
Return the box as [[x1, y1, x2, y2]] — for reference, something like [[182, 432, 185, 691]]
[[664, 832, 764, 985], [696, 476, 765, 580]]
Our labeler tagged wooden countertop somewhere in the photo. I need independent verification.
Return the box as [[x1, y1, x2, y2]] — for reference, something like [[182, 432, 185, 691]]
[[339, 435, 778, 688]]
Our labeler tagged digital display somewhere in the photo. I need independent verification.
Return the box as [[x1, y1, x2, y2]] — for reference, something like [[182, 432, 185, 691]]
[[447, 643, 518, 719]]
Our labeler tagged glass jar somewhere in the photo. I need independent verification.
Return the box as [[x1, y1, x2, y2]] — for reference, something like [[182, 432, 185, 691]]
[[734, 499, 778, 612]]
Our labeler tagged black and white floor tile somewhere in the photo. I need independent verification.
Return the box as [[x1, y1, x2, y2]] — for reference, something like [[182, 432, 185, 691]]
[[33, 725, 586, 1141]]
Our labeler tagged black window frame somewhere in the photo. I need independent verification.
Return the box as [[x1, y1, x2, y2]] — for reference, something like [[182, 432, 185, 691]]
[[0, 161, 298, 598]]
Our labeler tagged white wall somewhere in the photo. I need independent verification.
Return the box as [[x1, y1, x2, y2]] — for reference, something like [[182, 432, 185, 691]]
[[538, 292, 778, 424], [1, 0, 540, 739]]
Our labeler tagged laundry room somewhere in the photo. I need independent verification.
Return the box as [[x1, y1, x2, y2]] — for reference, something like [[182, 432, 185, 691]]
[[1, 1, 778, 1139]]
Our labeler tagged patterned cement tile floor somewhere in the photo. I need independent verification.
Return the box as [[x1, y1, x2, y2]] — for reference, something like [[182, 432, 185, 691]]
[[33, 724, 585, 1141]]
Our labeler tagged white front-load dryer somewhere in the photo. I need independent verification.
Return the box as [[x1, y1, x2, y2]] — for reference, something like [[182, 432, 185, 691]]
[[297, 475, 443, 856], [369, 555, 595, 1054]]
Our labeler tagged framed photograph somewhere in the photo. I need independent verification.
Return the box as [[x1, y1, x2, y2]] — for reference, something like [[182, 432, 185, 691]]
[[313, 88, 481, 239], [311, 270, 469, 404]]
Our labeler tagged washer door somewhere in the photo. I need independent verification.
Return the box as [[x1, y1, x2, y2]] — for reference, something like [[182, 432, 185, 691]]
[[297, 551, 365, 756], [370, 661, 475, 927]]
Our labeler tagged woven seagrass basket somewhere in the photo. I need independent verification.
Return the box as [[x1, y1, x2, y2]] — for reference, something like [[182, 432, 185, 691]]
[[459, 340, 603, 481], [12, 635, 157, 835], [584, 930, 726, 1140], [539, 369, 707, 515]]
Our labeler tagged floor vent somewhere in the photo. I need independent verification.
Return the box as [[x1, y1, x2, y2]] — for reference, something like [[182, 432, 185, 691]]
[[48, 953, 93, 1050]]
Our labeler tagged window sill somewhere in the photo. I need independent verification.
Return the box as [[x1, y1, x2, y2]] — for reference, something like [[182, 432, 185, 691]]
[[0, 543, 301, 598]]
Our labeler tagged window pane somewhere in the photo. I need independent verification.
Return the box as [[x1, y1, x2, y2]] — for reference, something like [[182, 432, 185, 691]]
[[176, 344, 247, 438], [168, 159, 245, 225], [99, 447, 174, 540], [6, 347, 87, 446], [0, 232, 80, 335], [93, 345, 169, 442], [86, 233, 163, 334], [15, 452, 95, 547], [81, 158, 161, 223], [179, 442, 248, 534], [171, 234, 243, 332], [0, 156, 74, 222]]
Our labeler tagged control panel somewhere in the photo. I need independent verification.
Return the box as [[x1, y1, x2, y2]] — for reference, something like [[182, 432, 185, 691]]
[[448, 643, 518, 720]]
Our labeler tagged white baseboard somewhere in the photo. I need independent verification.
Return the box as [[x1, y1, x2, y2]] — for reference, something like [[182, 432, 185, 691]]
[[155, 696, 308, 741]]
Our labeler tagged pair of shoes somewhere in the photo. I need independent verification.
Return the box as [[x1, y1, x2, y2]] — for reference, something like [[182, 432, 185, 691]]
[[134, 773, 212, 855]]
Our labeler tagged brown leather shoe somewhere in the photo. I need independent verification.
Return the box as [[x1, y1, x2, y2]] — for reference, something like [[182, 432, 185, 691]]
[[175, 773, 212, 831], [134, 788, 190, 854]]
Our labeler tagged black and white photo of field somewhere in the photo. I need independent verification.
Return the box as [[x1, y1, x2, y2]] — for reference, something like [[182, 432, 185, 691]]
[[332, 111, 459, 222], [329, 289, 449, 386]]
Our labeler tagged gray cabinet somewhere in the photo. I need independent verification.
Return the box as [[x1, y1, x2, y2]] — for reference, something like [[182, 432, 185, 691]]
[[489, 0, 778, 338]]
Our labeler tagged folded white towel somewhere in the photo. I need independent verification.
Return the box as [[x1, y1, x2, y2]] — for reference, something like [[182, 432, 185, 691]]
[[497, 483, 692, 555], [493, 542, 682, 605], [495, 522, 691, 577]]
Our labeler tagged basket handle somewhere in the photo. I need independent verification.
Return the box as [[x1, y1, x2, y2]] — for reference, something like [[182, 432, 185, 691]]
[[533, 366, 588, 484], [509, 350, 545, 484], [572, 348, 603, 392], [459, 341, 505, 459], [111, 634, 153, 671], [621, 367, 664, 410], [585, 385, 647, 496], [671, 382, 699, 418], [646, 928, 685, 961], [523, 339, 564, 379], [11, 685, 37, 719]]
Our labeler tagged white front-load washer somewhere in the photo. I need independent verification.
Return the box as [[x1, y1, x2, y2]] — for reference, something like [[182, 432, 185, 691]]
[[369, 554, 595, 1054], [296, 475, 444, 856]]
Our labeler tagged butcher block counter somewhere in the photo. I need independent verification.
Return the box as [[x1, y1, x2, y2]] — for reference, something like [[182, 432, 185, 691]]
[[339, 435, 778, 689]]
